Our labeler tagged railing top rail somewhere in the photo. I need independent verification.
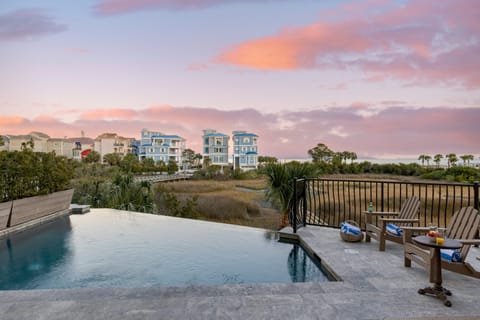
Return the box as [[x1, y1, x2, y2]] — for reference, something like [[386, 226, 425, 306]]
[[301, 177, 474, 187]]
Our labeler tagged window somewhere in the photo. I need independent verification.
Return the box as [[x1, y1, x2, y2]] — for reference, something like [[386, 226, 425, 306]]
[[243, 137, 250, 143]]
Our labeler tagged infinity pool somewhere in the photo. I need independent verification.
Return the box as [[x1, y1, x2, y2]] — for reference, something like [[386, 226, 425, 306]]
[[0, 209, 332, 290]]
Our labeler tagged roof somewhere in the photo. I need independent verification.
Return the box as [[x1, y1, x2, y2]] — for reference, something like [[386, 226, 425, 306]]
[[67, 137, 95, 145], [151, 135, 184, 140], [233, 132, 258, 137], [28, 131, 50, 139], [204, 133, 228, 137]]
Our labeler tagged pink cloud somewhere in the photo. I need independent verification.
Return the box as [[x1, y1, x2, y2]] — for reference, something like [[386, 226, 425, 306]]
[[1, 105, 479, 159], [186, 63, 209, 71], [94, 0, 287, 15], [0, 9, 67, 41], [216, 0, 480, 89], [80, 108, 139, 120], [350, 101, 370, 109]]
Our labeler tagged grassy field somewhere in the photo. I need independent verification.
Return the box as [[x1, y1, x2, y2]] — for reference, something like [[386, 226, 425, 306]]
[[154, 178, 283, 230]]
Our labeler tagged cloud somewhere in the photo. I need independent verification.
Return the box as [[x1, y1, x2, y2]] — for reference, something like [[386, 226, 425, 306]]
[[94, 0, 287, 15], [0, 9, 67, 41], [215, 0, 480, 89], [1, 105, 479, 159], [186, 63, 209, 71]]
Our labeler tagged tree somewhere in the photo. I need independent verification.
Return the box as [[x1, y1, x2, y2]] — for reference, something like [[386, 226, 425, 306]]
[[194, 153, 203, 168], [103, 153, 121, 166], [21, 138, 35, 151], [433, 154, 443, 168], [141, 157, 156, 172], [83, 151, 100, 163], [182, 148, 195, 169], [0, 136, 4, 146], [349, 152, 358, 164], [167, 161, 178, 174], [460, 154, 474, 166], [203, 156, 211, 168], [308, 143, 334, 163], [418, 154, 427, 166], [120, 153, 140, 173], [264, 162, 319, 225], [424, 155, 432, 166], [446, 153, 458, 168]]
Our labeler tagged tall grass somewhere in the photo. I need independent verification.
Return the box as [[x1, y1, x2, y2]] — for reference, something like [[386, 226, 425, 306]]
[[153, 179, 282, 229]]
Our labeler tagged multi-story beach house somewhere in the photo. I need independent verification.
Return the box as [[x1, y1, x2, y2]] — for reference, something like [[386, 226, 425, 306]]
[[67, 137, 95, 160], [232, 131, 258, 171], [139, 128, 185, 165], [94, 133, 135, 163], [46, 138, 74, 157], [202, 129, 229, 166], [2, 132, 75, 158]]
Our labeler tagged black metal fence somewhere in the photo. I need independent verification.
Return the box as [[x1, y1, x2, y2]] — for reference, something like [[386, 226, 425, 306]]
[[290, 178, 480, 233]]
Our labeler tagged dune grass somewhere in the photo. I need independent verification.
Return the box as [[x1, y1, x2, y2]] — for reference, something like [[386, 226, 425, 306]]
[[154, 178, 282, 230]]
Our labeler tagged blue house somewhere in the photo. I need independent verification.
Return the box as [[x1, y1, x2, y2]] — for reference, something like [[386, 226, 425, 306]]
[[202, 129, 229, 166], [139, 129, 185, 165], [232, 131, 258, 171]]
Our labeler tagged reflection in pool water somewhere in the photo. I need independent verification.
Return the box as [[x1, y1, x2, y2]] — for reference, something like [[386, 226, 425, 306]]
[[0, 209, 331, 290]]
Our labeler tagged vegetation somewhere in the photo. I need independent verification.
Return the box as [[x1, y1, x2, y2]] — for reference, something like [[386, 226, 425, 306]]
[[262, 161, 319, 225], [0, 149, 74, 202], [153, 179, 281, 229]]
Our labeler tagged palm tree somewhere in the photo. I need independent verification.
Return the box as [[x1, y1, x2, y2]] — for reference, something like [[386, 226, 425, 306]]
[[418, 154, 428, 166], [203, 156, 211, 168], [460, 154, 474, 167], [264, 162, 318, 226], [446, 153, 458, 168], [424, 155, 432, 167], [433, 154, 443, 168], [349, 152, 357, 164]]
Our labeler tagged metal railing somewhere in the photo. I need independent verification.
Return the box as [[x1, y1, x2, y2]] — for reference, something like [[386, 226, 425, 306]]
[[290, 178, 480, 232]]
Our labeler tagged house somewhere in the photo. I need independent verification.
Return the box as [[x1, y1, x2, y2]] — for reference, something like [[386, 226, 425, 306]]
[[202, 129, 229, 166], [232, 131, 258, 171], [67, 137, 95, 160], [139, 129, 185, 165], [46, 138, 74, 158], [3, 132, 50, 152], [94, 133, 135, 162]]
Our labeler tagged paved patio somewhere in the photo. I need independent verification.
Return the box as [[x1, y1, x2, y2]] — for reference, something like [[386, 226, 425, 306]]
[[0, 216, 479, 319]]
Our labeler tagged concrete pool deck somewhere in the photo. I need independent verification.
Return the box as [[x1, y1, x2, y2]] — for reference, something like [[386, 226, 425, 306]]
[[1, 220, 480, 319]]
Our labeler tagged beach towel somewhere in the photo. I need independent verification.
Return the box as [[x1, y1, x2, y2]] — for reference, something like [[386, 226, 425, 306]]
[[340, 221, 361, 235], [440, 249, 462, 262], [386, 223, 403, 237]]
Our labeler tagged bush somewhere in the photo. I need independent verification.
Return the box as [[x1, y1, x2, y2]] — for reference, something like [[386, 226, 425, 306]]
[[0, 150, 74, 202]]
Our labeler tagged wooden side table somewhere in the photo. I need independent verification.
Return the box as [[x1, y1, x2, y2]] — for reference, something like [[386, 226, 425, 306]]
[[413, 235, 462, 307]]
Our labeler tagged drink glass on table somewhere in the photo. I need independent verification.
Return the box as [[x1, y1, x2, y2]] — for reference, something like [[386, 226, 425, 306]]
[[436, 229, 445, 245]]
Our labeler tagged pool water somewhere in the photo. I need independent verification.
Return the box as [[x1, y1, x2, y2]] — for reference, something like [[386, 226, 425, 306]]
[[0, 209, 330, 290]]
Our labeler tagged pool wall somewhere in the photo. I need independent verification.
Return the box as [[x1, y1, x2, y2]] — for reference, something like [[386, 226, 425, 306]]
[[280, 229, 341, 282]]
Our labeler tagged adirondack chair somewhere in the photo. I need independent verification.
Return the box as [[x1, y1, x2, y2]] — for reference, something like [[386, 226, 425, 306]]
[[364, 196, 420, 251], [404, 206, 480, 279]]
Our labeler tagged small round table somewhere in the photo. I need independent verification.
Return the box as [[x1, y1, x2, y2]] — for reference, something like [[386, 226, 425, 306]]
[[413, 235, 462, 307]]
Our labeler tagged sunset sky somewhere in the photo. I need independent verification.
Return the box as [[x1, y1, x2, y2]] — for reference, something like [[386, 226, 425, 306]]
[[1, 0, 479, 159]]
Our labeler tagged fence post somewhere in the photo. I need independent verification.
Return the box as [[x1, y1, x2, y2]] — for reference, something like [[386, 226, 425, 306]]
[[474, 181, 479, 210], [293, 178, 298, 233], [302, 178, 307, 227], [381, 182, 385, 212]]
